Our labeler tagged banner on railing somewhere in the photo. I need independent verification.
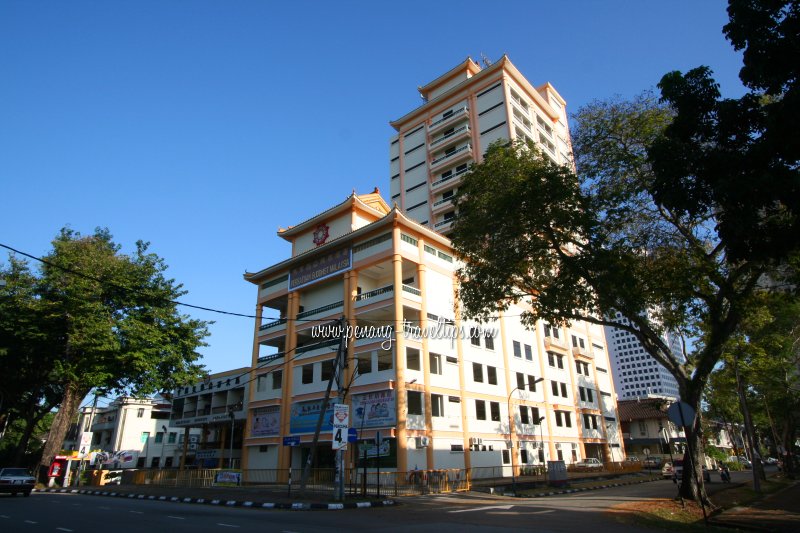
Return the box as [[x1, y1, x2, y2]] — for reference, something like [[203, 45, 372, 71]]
[[213, 470, 241, 487]]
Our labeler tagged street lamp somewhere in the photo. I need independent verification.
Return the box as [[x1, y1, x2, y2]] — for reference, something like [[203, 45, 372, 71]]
[[507, 377, 544, 496], [228, 410, 236, 469], [160, 425, 167, 469]]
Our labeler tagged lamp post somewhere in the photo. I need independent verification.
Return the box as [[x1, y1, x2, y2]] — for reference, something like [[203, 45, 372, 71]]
[[228, 410, 236, 469], [160, 425, 167, 469], [507, 377, 544, 496]]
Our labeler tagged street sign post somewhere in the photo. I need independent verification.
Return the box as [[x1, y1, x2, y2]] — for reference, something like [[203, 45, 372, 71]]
[[347, 428, 358, 443], [283, 436, 300, 447], [332, 404, 349, 450]]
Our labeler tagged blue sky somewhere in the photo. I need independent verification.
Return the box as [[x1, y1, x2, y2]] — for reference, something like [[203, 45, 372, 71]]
[[0, 1, 747, 376]]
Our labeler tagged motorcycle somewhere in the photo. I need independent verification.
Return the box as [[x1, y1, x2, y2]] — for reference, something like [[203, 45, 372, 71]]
[[720, 467, 731, 483]]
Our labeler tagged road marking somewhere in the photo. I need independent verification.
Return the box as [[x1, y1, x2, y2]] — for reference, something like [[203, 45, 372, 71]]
[[167, 516, 185, 520], [56, 528, 74, 532], [217, 524, 240, 528], [24, 520, 38, 524], [0, 515, 8, 519], [98, 506, 111, 510], [449, 505, 514, 513], [129, 511, 143, 514]]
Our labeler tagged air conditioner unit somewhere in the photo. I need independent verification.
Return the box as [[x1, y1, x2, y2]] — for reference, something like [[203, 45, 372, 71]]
[[469, 437, 482, 446], [555, 443, 562, 449], [415, 436, 430, 448], [188, 443, 198, 450]]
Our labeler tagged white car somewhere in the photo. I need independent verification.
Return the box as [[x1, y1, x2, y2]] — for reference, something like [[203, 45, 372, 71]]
[[576, 458, 603, 469], [0, 467, 36, 497]]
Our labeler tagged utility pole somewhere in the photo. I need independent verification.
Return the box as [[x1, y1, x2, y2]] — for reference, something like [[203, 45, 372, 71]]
[[300, 317, 346, 497], [335, 317, 348, 502], [228, 411, 236, 469]]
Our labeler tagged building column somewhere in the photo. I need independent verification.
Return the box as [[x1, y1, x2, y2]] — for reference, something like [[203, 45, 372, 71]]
[[453, 293, 471, 472], [498, 310, 518, 477], [416, 253, 434, 469], [343, 270, 358, 484], [278, 291, 300, 477], [392, 227, 408, 474], [243, 303, 264, 472]]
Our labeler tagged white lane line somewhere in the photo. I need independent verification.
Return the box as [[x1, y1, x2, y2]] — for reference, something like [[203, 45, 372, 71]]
[[449, 504, 514, 513], [56, 528, 74, 532], [129, 510, 143, 514], [98, 506, 111, 510], [24, 520, 38, 524], [217, 524, 240, 528], [0, 514, 9, 518], [167, 515, 185, 520]]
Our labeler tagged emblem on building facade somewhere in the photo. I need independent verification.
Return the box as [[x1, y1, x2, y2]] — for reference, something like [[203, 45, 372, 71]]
[[312, 223, 330, 246]]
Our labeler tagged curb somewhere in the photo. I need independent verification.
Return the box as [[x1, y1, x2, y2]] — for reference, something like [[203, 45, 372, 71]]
[[505, 476, 662, 498], [31, 488, 397, 511]]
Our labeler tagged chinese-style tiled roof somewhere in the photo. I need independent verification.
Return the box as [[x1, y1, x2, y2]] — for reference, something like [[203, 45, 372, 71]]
[[617, 398, 671, 421]]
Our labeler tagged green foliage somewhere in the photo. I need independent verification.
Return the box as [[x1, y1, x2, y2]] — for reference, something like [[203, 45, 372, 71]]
[[1, 227, 209, 470]]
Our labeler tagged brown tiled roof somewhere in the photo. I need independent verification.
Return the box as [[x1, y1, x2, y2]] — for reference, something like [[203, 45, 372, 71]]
[[617, 398, 671, 421]]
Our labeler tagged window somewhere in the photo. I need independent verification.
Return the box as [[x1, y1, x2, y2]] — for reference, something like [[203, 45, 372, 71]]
[[544, 323, 559, 339], [519, 405, 530, 424], [377, 351, 393, 371], [431, 394, 444, 417], [555, 411, 572, 427], [256, 375, 268, 392], [470, 328, 481, 347], [487, 366, 498, 385], [490, 402, 501, 422], [502, 450, 510, 464], [475, 400, 487, 420], [527, 375, 538, 392], [272, 370, 282, 390], [551, 381, 559, 396], [579, 387, 586, 402], [407, 348, 421, 371], [583, 414, 598, 430], [484, 333, 494, 350], [571, 335, 586, 349], [141, 431, 150, 443], [548, 352, 554, 366], [520, 449, 529, 464], [516, 372, 525, 390], [430, 352, 442, 375], [155, 432, 164, 444], [586, 389, 593, 403], [473, 363, 484, 383], [513, 341, 522, 358], [357, 353, 372, 375], [408, 391, 423, 415], [321, 360, 335, 382], [137, 408, 145, 418], [524, 344, 533, 361], [302, 364, 314, 384], [531, 407, 540, 423], [638, 421, 647, 436], [560, 382, 568, 397], [168, 432, 177, 444]]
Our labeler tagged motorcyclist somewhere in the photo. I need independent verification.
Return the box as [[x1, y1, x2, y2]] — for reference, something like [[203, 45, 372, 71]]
[[720, 464, 731, 483]]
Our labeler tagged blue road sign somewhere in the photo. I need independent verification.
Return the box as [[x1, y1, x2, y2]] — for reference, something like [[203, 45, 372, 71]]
[[283, 436, 300, 447], [347, 428, 358, 443]]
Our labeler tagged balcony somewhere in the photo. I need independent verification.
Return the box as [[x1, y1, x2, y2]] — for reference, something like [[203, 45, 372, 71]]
[[257, 351, 284, 365], [429, 125, 470, 149], [431, 165, 469, 193], [296, 300, 344, 320], [354, 284, 393, 308], [544, 335, 569, 352], [428, 107, 468, 135], [430, 144, 472, 170], [572, 346, 593, 359], [295, 337, 341, 355], [432, 196, 454, 214], [259, 317, 287, 332], [183, 410, 197, 418], [434, 217, 455, 231]]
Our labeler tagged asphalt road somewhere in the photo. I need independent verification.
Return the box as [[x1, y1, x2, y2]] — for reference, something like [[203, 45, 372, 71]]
[[0, 469, 763, 533]]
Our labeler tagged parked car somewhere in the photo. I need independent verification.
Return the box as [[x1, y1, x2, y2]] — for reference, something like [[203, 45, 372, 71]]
[[729, 456, 752, 469], [576, 458, 603, 469], [624, 456, 640, 463], [643, 456, 663, 468], [671, 460, 711, 482], [661, 462, 674, 478], [764, 457, 778, 465], [0, 467, 36, 497]]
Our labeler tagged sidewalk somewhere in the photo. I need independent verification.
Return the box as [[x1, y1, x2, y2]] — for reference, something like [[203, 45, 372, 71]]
[[35, 482, 397, 511], [710, 480, 800, 532]]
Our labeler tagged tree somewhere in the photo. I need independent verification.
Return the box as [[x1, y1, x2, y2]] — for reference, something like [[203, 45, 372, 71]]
[[1, 228, 209, 478], [450, 0, 798, 502]]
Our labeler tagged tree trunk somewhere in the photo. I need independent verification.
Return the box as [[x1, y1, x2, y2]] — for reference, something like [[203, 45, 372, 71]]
[[677, 385, 709, 503], [12, 402, 49, 465], [37, 382, 87, 482]]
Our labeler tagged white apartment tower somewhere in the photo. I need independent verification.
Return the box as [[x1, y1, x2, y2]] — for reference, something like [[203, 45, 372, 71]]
[[605, 311, 684, 400], [389, 56, 572, 232]]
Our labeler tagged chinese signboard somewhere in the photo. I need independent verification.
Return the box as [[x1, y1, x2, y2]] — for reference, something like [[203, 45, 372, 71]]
[[289, 399, 336, 434], [289, 248, 351, 290]]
